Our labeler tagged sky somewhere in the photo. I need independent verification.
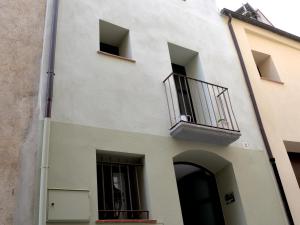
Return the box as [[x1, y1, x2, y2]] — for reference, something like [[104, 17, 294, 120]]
[[215, 0, 300, 37]]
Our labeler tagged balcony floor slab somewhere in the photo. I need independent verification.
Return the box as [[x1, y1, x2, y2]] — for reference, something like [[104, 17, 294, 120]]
[[170, 121, 241, 145]]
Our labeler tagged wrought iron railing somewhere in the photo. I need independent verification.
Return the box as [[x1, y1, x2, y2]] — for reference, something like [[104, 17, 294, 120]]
[[97, 161, 147, 220], [163, 73, 240, 132]]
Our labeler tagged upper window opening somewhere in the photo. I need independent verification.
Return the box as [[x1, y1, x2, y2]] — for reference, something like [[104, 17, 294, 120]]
[[99, 20, 132, 59], [96, 151, 147, 220], [252, 50, 282, 83], [284, 141, 300, 187], [287, 152, 300, 187]]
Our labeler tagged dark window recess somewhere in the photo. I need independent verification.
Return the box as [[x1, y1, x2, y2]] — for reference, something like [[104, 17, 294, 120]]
[[288, 152, 300, 187], [97, 157, 147, 220], [256, 66, 262, 77], [100, 42, 119, 56], [171, 63, 197, 123], [175, 163, 225, 225]]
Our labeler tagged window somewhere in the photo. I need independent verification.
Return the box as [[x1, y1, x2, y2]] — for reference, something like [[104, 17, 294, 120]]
[[252, 50, 283, 83], [287, 152, 300, 187], [96, 152, 147, 220], [99, 20, 132, 59], [284, 141, 300, 187], [167, 43, 200, 124]]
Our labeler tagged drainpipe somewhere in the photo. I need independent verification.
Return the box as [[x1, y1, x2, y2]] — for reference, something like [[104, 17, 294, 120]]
[[45, 0, 58, 118], [38, 0, 59, 224], [226, 14, 294, 225]]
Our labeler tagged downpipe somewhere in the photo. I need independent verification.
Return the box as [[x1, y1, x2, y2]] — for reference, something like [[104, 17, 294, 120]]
[[38, 119, 51, 225], [38, 0, 59, 224], [226, 14, 294, 225]]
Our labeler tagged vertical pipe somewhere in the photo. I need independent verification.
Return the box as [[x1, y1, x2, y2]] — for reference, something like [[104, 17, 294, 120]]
[[45, 0, 59, 118], [39, 1, 59, 224], [38, 119, 51, 225]]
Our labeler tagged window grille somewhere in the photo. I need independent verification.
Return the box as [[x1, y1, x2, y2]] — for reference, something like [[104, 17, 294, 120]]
[[97, 154, 147, 220]]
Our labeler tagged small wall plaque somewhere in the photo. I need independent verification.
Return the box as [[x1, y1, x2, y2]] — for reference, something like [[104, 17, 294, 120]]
[[225, 192, 235, 205]]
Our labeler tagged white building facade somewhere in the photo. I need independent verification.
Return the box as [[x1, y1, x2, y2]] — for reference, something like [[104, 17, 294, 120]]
[[41, 0, 290, 224]]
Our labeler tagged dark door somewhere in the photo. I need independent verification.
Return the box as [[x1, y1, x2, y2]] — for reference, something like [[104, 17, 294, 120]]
[[175, 163, 225, 225], [171, 64, 196, 123]]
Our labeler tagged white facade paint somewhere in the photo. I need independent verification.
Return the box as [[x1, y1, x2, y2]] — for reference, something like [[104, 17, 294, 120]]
[[52, 0, 264, 151], [44, 0, 289, 225]]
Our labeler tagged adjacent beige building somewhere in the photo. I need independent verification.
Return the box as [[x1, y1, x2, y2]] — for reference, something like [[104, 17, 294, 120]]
[[222, 4, 300, 225]]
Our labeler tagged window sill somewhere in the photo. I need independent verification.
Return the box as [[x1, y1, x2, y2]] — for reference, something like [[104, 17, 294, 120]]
[[96, 219, 157, 224], [260, 77, 284, 84], [97, 51, 136, 63]]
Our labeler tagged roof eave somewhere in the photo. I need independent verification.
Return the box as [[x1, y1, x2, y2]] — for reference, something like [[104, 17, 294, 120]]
[[221, 8, 300, 43]]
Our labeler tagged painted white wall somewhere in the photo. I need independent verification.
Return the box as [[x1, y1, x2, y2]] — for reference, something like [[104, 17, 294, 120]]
[[216, 165, 247, 225], [52, 0, 265, 150]]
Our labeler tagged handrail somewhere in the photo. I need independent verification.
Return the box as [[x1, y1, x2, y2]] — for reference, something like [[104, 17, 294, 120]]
[[163, 73, 239, 132], [163, 72, 228, 90]]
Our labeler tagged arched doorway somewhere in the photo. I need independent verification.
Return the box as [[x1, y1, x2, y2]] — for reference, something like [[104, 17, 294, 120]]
[[174, 162, 225, 225]]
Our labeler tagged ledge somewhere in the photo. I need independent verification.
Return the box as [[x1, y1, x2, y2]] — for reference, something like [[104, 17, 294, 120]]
[[97, 51, 136, 63], [260, 77, 284, 84], [170, 121, 241, 145], [96, 219, 157, 224]]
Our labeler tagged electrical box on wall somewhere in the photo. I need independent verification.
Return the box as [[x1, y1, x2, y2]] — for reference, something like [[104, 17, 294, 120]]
[[225, 192, 235, 205], [47, 189, 90, 223]]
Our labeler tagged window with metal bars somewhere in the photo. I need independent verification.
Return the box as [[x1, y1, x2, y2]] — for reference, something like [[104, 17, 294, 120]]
[[96, 153, 147, 220]]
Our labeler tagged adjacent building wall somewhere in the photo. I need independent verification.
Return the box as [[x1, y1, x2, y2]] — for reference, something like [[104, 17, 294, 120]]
[[229, 18, 300, 224], [0, 0, 46, 224]]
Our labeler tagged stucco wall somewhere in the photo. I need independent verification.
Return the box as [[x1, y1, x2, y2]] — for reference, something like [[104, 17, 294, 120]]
[[230, 18, 300, 224], [51, 0, 265, 151], [47, 0, 289, 224], [47, 121, 288, 225], [0, 0, 46, 224]]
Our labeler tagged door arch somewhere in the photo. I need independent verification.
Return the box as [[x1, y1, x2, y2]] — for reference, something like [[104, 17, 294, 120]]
[[173, 150, 247, 225], [174, 162, 225, 225]]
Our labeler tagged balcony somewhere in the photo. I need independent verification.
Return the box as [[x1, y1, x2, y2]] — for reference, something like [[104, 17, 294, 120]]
[[163, 73, 241, 144]]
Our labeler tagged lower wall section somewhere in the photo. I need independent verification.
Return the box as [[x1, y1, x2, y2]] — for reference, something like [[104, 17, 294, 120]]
[[47, 121, 288, 225]]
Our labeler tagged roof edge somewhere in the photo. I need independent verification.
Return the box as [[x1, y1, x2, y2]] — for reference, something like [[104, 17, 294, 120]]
[[221, 8, 300, 43]]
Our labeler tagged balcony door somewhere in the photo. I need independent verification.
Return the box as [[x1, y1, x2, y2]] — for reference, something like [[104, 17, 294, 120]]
[[171, 63, 196, 123]]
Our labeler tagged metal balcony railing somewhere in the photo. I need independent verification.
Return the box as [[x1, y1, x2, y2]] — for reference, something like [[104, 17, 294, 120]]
[[163, 73, 240, 132]]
